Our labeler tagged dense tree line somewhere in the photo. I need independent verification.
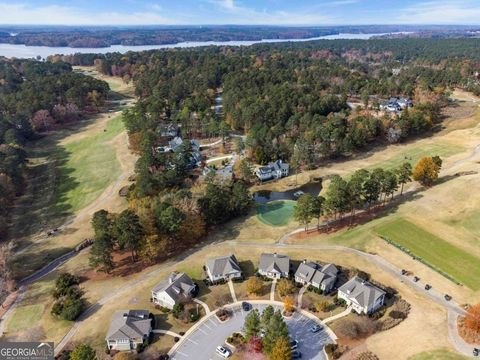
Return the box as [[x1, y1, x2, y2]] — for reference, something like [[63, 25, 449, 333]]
[[294, 157, 442, 230], [0, 59, 109, 240]]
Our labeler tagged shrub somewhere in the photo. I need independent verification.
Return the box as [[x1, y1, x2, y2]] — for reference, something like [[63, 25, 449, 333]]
[[172, 303, 184, 319], [277, 278, 295, 297], [246, 277, 263, 296]]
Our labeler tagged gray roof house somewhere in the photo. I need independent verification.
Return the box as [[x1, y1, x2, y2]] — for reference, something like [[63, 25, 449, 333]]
[[258, 253, 290, 279], [151, 272, 197, 309], [337, 276, 386, 314], [255, 160, 289, 182], [206, 254, 242, 282], [294, 261, 338, 293], [106, 310, 152, 351]]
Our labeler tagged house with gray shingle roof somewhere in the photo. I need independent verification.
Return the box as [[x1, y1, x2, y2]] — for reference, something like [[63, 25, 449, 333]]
[[258, 253, 290, 279], [151, 272, 197, 309], [106, 310, 152, 351], [206, 254, 242, 282], [294, 261, 338, 293], [337, 276, 386, 314]]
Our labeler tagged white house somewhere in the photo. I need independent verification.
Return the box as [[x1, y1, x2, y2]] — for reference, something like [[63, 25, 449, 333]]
[[255, 160, 289, 182], [337, 276, 386, 314], [106, 310, 152, 351], [151, 272, 197, 309], [258, 253, 290, 279], [294, 261, 338, 293], [206, 254, 242, 282]]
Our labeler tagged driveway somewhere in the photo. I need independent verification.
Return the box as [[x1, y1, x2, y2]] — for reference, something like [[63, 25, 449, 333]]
[[170, 303, 333, 360]]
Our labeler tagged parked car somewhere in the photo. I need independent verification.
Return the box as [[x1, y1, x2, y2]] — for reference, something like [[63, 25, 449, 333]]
[[473, 348, 479, 356], [310, 324, 322, 333], [445, 294, 452, 301], [242, 302, 251, 311], [425, 284, 431, 290], [292, 350, 302, 359], [413, 276, 420, 282], [290, 340, 299, 350], [216, 346, 230, 358]]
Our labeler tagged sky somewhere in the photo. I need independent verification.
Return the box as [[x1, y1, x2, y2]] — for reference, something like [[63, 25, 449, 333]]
[[1, 0, 480, 26]]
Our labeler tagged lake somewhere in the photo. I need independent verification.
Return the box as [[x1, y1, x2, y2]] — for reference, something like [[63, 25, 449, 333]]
[[0, 33, 402, 59], [253, 181, 323, 204]]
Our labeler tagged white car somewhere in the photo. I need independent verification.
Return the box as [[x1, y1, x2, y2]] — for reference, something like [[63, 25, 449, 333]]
[[216, 346, 230, 358]]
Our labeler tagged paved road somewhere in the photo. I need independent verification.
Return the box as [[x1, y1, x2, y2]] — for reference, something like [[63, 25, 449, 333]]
[[170, 303, 332, 360]]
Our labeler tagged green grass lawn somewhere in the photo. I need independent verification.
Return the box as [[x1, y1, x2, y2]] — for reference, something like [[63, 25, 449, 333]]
[[376, 218, 480, 290], [256, 200, 295, 226], [53, 114, 124, 213], [7, 304, 45, 332], [409, 349, 469, 360], [366, 142, 464, 172]]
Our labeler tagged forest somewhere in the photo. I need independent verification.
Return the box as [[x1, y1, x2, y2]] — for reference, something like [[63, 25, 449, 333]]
[[71, 38, 480, 271], [0, 59, 110, 240]]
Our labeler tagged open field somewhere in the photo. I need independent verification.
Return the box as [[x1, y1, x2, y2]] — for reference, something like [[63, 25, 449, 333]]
[[256, 200, 295, 226], [53, 114, 124, 213], [8, 68, 137, 279], [376, 218, 480, 290]]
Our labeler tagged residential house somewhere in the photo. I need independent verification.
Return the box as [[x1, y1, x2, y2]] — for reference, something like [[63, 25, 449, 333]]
[[294, 261, 338, 293], [206, 254, 243, 283], [158, 123, 179, 138], [258, 253, 290, 279], [151, 272, 197, 309], [255, 160, 289, 182], [337, 276, 386, 314], [105, 310, 152, 351]]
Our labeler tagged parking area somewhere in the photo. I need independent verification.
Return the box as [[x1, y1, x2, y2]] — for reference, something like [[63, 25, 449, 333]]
[[170, 303, 333, 360]]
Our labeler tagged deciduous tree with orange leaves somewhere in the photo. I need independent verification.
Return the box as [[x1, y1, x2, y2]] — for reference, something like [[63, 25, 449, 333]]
[[412, 156, 442, 186], [465, 304, 480, 334]]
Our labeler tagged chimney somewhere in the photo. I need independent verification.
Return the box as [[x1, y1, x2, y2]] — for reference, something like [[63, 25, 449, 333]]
[[123, 313, 128, 319], [274, 252, 277, 257], [168, 272, 177, 284], [303, 259, 307, 264]]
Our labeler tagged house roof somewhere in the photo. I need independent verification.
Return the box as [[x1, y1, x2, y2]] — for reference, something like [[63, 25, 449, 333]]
[[106, 310, 151, 341], [338, 276, 386, 309], [295, 261, 338, 287], [259, 253, 290, 274], [206, 254, 242, 277], [152, 272, 196, 303]]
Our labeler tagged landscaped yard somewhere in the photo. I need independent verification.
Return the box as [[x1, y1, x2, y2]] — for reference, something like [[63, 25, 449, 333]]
[[256, 200, 295, 226], [235, 277, 271, 301], [375, 218, 480, 290], [197, 282, 233, 310], [301, 291, 346, 320]]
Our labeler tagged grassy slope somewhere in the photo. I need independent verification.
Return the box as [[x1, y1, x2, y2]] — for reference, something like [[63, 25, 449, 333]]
[[54, 114, 124, 213], [376, 218, 480, 290], [409, 349, 469, 360]]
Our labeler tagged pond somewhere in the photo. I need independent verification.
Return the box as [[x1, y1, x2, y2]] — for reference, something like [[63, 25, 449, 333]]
[[253, 181, 323, 204]]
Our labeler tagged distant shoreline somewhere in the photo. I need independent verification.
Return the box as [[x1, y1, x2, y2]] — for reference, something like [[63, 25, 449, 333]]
[[0, 32, 401, 59]]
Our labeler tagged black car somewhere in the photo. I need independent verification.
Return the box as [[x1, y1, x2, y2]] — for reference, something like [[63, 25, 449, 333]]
[[445, 294, 452, 301], [425, 284, 431, 290], [413, 276, 420, 282], [473, 348, 479, 357], [292, 350, 302, 359], [242, 302, 251, 311]]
